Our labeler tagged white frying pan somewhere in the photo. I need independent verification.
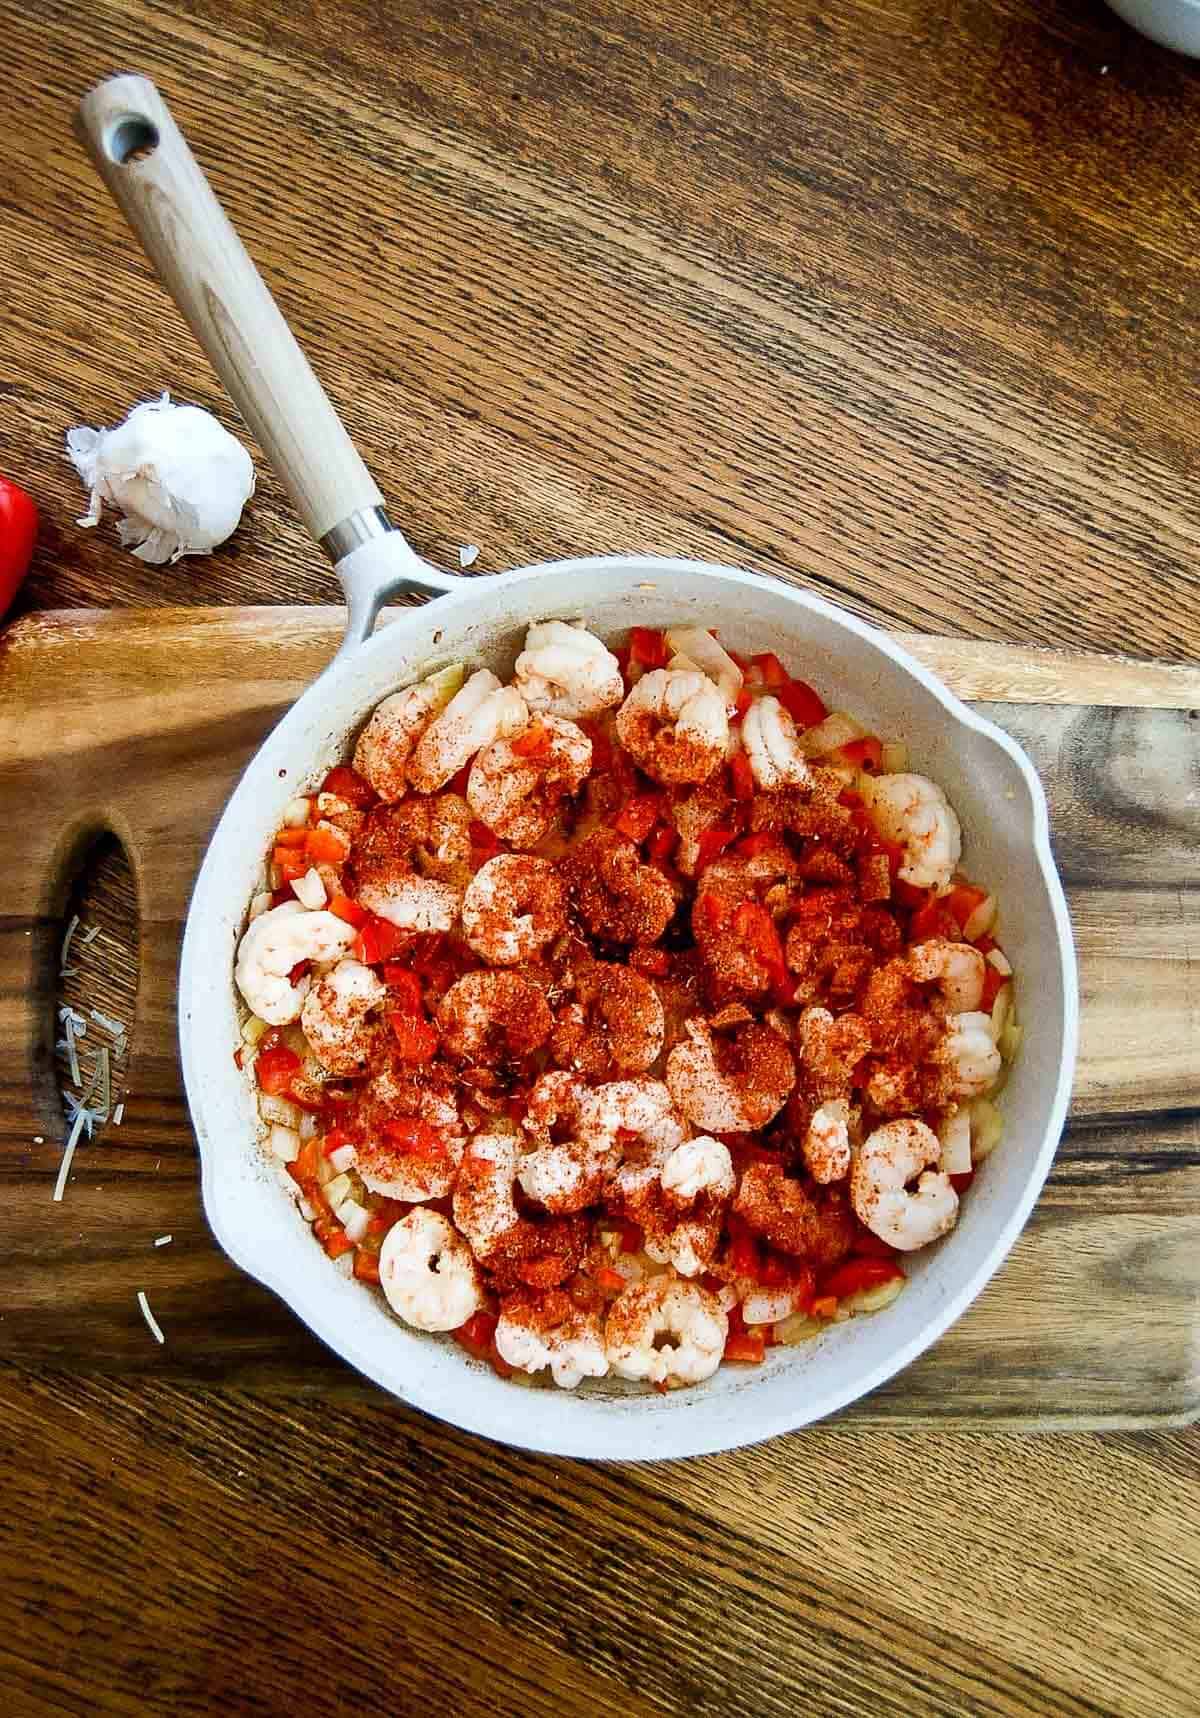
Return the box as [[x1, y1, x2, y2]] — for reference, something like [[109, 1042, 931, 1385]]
[[77, 75, 1077, 1459]]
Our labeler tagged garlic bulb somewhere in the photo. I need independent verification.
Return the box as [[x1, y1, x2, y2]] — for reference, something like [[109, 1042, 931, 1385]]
[[66, 393, 255, 564]]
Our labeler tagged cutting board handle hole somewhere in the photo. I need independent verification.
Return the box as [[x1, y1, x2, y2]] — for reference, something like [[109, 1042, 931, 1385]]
[[105, 116, 159, 166], [54, 833, 138, 1145]]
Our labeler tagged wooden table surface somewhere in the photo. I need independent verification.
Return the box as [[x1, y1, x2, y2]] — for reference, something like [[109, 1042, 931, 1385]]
[[3, 1, 1198, 1713]]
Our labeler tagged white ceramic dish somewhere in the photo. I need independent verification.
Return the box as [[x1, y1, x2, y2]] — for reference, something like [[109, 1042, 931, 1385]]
[[83, 78, 1078, 1459]]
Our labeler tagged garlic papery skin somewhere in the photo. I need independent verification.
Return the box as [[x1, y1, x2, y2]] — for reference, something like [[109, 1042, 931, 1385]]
[[66, 392, 255, 564]]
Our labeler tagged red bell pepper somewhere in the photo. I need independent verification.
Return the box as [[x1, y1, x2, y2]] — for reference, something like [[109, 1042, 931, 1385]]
[[383, 1117, 446, 1158], [630, 946, 670, 976], [629, 626, 669, 669], [328, 892, 368, 928], [950, 1170, 975, 1194], [615, 794, 663, 842], [749, 651, 789, 689], [776, 678, 827, 729], [729, 750, 755, 801], [723, 1330, 766, 1364], [383, 968, 425, 1014], [579, 720, 612, 774], [694, 826, 736, 872], [908, 894, 962, 941], [832, 735, 883, 772], [618, 1219, 644, 1254], [272, 846, 309, 882], [646, 825, 678, 866], [352, 1249, 381, 1284], [320, 765, 376, 808], [511, 722, 551, 759], [595, 1265, 627, 1294], [273, 827, 309, 850], [255, 1038, 302, 1096], [389, 1012, 438, 1062], [306, 823, 350, 864], [946, 883, 988, 931], [980, 968, 1009, 1012], [0, 476, 37, 618], [353, 914, 405, 966], [819, 1258, 904, 1300]]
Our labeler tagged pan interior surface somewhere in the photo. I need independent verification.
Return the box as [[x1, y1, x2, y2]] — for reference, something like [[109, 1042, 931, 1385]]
[[179, 555, 1074, 1459]]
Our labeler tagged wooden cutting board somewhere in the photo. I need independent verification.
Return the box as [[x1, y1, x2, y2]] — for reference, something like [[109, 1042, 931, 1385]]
[[2, 607, 1198, 1428]]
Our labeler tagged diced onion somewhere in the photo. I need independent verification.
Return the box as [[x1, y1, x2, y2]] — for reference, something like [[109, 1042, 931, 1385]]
[[268, 1123, 300, 1162], [241, 1015, 270, 1045], [324, 1172, 353, 1208], [841, 1277, 906, 1316], [336, 1198, 370, 1243], [328, 1143, 356, 1173], [258, 1094, 301, 1128], [292, 867, 327, 910], [423, 662, 467, 709], [298, 1111, 321, 1142], [937, 1108, 972, 1174], [774, 1313, 823, 1346], [666, 651, 705, 676], [963, 893, 997, 942], [663, 627, 744, 709], [1000, 1021, 1024, 1062], [297, 1196, 318, 1221], [970, 1097, 1004, 1161], [742, 1289, 800, 1325], [248, 891, 272, 922], [284, 797, 311, 827], [987, 947, 1013, 976], [880, 740, 909, 773], [990, 984, 1012, 1043], [797, 710, 866, 757]]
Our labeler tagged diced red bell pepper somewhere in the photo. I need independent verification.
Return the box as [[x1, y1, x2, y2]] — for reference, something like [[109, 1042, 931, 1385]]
[[328, 892, 369, 928], [389, 1012, 438, 1063], [274, 826, 309, 850], [734, 831, 776, 858], [750, 651, 789, 689], [724, 1330, 766, 1365], [630, 946, 670, 977], [615, 794, 663, 842], [833, 735, 883, 772], [354, 914, 405, 966], [272, 846, 309, 882], [287, 960, 311, 985], [980, 968, 1009, 1012], [729, 750, 755, 801], [366, 1197, 411, 1234], [307, 823, 350, 864], [384, 968, 425, 1014], [727, 1216, 760, 1279], [731, 687, 753, 722], [646, 825, 678, 866], [947, 883, 989, 931], [0, 476, 38, 617], [819, 1258, 904, 1300], [619, 1220, 644, 1254], [733, 900, 786, 975], [850, 1229, 901, 1260], [595, 1265, 627, 1294], [321, 765, 376, 808], [908, 895, 962, 941], [453, 1310, 499, 1357], [383, 1117, 446, 1158], [694, 826, 736, 872], [811, 1295, 839, 1320], [950, 1170, 975, 1194], [255, 1040, 302, 1096], [352, 1248, 381, 1284], [629, 626, 669, 669], [322, 1127, 354, 1157], [469, 819, 501, 855], [511, 722, 551, 759], [518, 1255, 570, 1289], [269, 885, 296, 908], [448, 761, 473, 795], [776, 678, 828, 729]]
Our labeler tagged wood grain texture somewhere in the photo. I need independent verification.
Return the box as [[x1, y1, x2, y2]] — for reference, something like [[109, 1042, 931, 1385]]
[[4, 1, 1200, 1714], [1, 606, 1196, 1426]]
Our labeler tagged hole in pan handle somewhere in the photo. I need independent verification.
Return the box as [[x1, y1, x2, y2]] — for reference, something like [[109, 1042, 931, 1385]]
[[74, 73, 460, 643]]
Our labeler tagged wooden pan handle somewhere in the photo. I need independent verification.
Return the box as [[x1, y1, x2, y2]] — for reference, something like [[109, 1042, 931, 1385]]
[[75, 74, 384, 547]]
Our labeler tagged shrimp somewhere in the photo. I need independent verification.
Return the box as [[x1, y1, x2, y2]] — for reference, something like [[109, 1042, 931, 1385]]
[[666, 1018, 795, 1132], [461, 854, 566, 967], [467, 715, 592, 847], [605, 1276, 728, 1388], [513, 619, 625, 721], [352, 1076, 467, 1202], [850, 1117, 958, 1251], [513, 1074, 617, 1213], [907, 938, 986, 1012], [560, 829, 676, 945], [299, 957, 387, 1075], [671, 777, 733, 876], [615, 668, 729, 785], [437, 970, 553, 1064], [641, 1135, 736, 1277], [583, 1077, 689, 1158], [351, 796, 471, 932], [936, 1010, 1002, 1098], [741, 696, 816, 791], [352, 681, 441, 803], [733, 1161, 856, 1267], [803, 1098, 852, 1184], [860, 773, 962, 892], [408, 669, 528, 794], [235, 901, 356, 1025], [549, 961, 665, 1078], [453, 1127, 522, 1258], [378, 1207, 483, 1331], [795, 1006, 872, 1099], [495, 1291, 609, 1388]]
